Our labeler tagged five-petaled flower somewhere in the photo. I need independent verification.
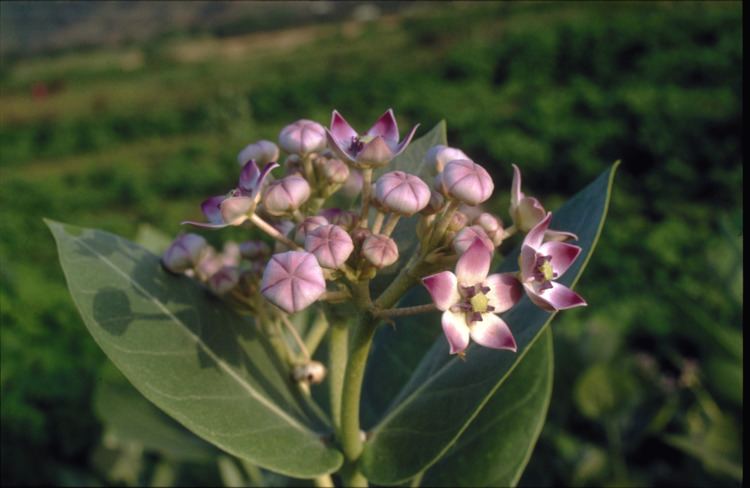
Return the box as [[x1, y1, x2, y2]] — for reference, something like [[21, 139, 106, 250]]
[[325, 109, 419, 168], [519, 213, 587, 311], [422, 239, 522, 356]]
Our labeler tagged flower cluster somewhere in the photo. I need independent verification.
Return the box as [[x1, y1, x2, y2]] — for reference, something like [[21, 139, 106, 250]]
[[162, 108, 586, 361]]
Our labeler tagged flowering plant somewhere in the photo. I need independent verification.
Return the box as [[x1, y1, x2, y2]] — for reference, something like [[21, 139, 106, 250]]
[[49, 109, 617, 486]]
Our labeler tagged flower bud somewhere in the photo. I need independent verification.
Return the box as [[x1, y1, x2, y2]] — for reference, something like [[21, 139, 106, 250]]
[[448, 211, 469, 232], [316, 156, 350, 184], [237, 140, 279, 166], [262, 175, 311, 216], [294, 216, 329, 245], [433, 172, 448, 196], [208, 266, 240, 295], [475, 213, 505, 246], [293, 361, 327, 384], [453, 226, 495, 254], [420, 189, 445, 215], [194, 248, 222, 281], [239, 240, 271, 260], [442, 159, 494, 205], [361, 234, 399, 268], [424, 144, 470, 175], [305, 224, 354, 269], [261, 251, 326, 314], [162, 234, 207, 273], [279, 119, 327, 156], [374, 171, 431, 216]]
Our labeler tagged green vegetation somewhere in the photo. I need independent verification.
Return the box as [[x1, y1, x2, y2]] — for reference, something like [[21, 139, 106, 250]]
[[0, 2, 742, 486]]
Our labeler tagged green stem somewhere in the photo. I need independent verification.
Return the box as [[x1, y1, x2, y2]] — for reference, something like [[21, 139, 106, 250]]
[[358, 168, 374, 227], [329, 319, 349, 438], [340, 463, 369, 487], [381, 214, 401, 237], [304, 310, 329, 358], [375, 303, 437, 318], [313, 474, 334, 487]]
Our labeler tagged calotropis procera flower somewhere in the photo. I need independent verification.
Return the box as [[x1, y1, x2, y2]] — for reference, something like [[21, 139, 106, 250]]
[[361, 234, 399, 268], [162, 234, 207, 273], [519, 213, 586, 311], [325, 109, 419, 168], [510, 163, 546, 232], [184, 160, 278, 228], [262, 175, 312, 216], [305, 224, 354, 269], [237, 140, 279, 166], [278, 119, 327, 156], [374, 171, 431, 216], [442, 159, 494, 206], [261, 251, 326, 313], [422, 239, 522, 355], [424, 144, 471, 175]]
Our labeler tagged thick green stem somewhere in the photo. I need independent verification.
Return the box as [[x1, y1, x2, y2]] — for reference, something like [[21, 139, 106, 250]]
[[305, 311, 329, 358], [358, 168, 374, 227], [328, 319, 349, 438]]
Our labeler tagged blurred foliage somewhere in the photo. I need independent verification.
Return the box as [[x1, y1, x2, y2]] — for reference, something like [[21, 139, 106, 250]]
[[0, 2, 742, 486]]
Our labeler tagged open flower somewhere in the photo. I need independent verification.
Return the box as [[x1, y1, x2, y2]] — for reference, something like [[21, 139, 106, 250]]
[[325, 109, 418, 168], [422, 239, 521, 355], [519, 213, 586, 311], [183, 160, 278, 228], [261, 251, 326, 314]]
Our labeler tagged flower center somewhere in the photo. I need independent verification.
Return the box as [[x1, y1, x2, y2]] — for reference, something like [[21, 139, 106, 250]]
[[349, 135, 375, 154], [532, 254, 557, 291], [539, 260, 555, 282], [452, 284, 496, 323], [470, 292, 490, 313]]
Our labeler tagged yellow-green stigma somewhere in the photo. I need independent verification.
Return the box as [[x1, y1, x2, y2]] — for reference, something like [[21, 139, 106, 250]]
[[539, 260, 555, 282], [470, 292, 490, 313], [358, 134, 376, 144]]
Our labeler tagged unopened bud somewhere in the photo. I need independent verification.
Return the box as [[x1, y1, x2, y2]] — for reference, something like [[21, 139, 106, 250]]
[[237, 140, 279, 166], [263, 175, 311, 216], [279, 119, 327, 156], [424, 144, 470, 175], [305, 224, 354, 269], [475, 213, 505, 246], [162, 234, 207, 273], [448, 211, 469, 232], [294, 216, 329, 245], [207, 266, 240, 295], [318, 156, 350, 184], [361, 234, 399, 268], [443, 159, 494, 205], [293, 361, 327, 384], [374, 171, 431, 216], [261, 251, 326, 314], [453, 226, 494, 254]]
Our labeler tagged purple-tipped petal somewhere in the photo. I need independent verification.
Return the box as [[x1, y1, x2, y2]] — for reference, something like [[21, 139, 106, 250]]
[[484, 273, 522, 313], [325, 128, 356, 163], [422, 271, 460, 311], [304, 224, 354, 269], [366, 108, 399, 142], [220, 196, 254, 226], [261, 251, 326, 314], [525, 281, 587, 312], [456, 238, 493, 285], [470, 314, 517, 352], [523, 212, 552, 250], [357, 136, 394, 166], [239, 160, 261, 193], [393, 124, 419, 157], [201, 195, 226, 224], [441, 310, 471, 355], [540, 241, 581, 278], [330, 110, 358, 144]]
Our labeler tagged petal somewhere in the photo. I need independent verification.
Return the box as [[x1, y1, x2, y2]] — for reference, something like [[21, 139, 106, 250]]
[[422, 271, 460, 311], [201, 195, 226, 224], [519, 245, 538, 282], [220, 196, 254, 226], [523, 212, 552, 250], [544, 229, 579, 242], [525, 281, 587, 311], [238, 160, 261, 193], [330, 110, 358, 143], [393, 124, 420, 156], [357, 136, 394, 165], [441, 310, 471, 355], [325, 128, 356, 163], [366, 108, 399, 142], [253, 161, 280, 199], [539, 241, 581, 277], [181, 220, 230, 229], [456, 238, 492, 285], [510, 163, 524, 209], [517, 197, 546, 232], [470, 314, 517, 352], [484, 273, 522, 313]]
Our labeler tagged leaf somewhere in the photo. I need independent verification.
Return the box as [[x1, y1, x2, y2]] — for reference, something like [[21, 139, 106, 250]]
[[47, 220, 343, 478], [360, 162, 620, 484], [421, 328, 554, 487]]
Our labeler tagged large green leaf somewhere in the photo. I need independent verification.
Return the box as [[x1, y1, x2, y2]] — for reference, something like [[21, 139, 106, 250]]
[[47, 221, 343, 478], [422, 328, 554, 487], [361, 162, 619, 484]]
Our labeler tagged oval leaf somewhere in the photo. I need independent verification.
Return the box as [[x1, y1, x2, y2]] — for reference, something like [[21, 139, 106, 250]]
[[422, 328, 554, 487], [47, 221, 343, 478], [361, 162, 619, 484]]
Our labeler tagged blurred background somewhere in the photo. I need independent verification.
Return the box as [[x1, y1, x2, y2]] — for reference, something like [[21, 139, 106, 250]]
[[0, 1, 742, 486]]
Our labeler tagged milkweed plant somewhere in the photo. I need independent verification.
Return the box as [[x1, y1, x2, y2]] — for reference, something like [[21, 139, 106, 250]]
[[49, 109, 618, 487]]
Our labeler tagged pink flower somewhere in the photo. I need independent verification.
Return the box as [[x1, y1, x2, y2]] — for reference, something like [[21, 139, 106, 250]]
[[422, 239, 521, 355], [374, 171, 431, 216], [509, 164, 547, 233], [325, 109, 418, 168], [183, 160, 278, 229], [261, 251, 326, 313], [442, 159, 494, 205], [278, 119, 327, 156], [519, 213, 586, 311]]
